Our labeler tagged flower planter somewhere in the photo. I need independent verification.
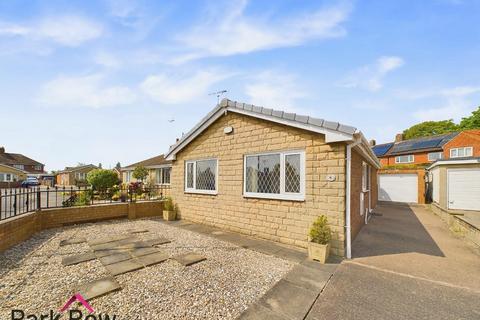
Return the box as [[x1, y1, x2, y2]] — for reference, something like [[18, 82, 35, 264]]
[[163, 210, 176, 221], [307, 242, 330, 264]]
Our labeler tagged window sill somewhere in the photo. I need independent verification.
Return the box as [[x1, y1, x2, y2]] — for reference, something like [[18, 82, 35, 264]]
[[184, 190, 218, 196], [243, 193, 305, 202]]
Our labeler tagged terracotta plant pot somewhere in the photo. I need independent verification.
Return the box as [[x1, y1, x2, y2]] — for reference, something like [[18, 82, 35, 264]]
[[307, 242, 330, 264], [163, 210, 176, 221]]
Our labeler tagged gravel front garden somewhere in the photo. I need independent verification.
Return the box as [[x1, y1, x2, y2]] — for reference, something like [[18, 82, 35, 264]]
[[0, 218, 294, 319]]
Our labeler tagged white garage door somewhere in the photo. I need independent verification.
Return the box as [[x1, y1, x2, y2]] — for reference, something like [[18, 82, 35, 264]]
[[447, 169, 480, 210], [378, 174, 418, 203]]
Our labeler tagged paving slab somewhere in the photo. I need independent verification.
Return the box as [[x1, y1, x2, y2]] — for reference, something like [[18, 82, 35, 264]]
[[258, 279, 318, 320], [130, 247, 161, 257], [284, 264, 333, 292], [76, 276, 121, 300], [59, 238, 87, 246], [88, 234, 132, 246], [173, 253, 206, 266], [237, 303, 289, 320], [99, 252, 132, 266], [115, 241, 152, 250], [105, 259, 144, 276], [90, 237, 139, 251], [274, 248, 308, 263], [136, 252, 169, 266], [128, 229, 149, 234], [94, 248, 128, 258], [145, 237, 171, 246], [62, 252, 96, 266]]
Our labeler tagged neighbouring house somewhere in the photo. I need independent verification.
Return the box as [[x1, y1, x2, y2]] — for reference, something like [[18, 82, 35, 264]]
[[427, 157, 480, 212], [55, 164, 98, 186], [121, 154, 172, 187], [372, 130, 480, 204], [0, 163, 28, 188], [113, 167, 122, 181], [0, 146, 45, 175], [165, 99, 380, 258]]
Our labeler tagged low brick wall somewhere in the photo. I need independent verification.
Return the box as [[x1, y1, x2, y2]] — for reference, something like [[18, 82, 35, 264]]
[[430, 203, 480, 248], [0, 201, 164, 252]]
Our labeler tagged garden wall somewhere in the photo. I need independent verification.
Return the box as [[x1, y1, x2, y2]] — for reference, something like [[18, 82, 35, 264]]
[[0, 201, 163, 252]]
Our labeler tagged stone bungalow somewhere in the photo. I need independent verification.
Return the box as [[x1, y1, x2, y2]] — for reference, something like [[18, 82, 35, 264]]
[[165, 99, 380, 257]]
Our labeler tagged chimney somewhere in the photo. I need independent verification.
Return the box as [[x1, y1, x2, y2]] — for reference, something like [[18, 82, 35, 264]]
[[176, 138, 179, 143], [395, 133, 404, 142], [369, 140, 376, 146], [0, 147, 4, 153]]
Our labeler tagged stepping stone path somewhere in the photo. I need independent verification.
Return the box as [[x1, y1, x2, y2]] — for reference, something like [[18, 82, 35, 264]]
[[59, 238, 86, 246], [104, 259, 144, 276], [173, 253, 207, 266], [61, 232, 207, 300], [76, 276, 121, 300], [62, 252, 96, 266]]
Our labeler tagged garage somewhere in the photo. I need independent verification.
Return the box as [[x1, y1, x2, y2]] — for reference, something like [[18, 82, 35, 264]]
[[378, 173, 418, 203], [447, 168, 480, 210]]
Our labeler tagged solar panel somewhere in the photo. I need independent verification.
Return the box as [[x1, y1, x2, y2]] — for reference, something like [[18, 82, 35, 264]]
[[372, 143, 393, 156], [390, 133, 458, 154]]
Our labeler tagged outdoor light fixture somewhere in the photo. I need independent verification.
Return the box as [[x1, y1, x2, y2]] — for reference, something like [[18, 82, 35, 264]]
[[224, 126, 234, 134]]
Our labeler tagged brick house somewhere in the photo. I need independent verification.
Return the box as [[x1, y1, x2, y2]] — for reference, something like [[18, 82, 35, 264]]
[[165, 99, 380, 258], [372, 130, 480, 204], [0, 146, 45, 175], [0, 163, 28, 188], [55, 164, 98, 186], [121, 154, 172, 186]]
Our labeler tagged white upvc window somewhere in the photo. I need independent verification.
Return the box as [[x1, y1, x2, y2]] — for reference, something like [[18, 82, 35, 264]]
[[125, 171, 131, 182], [0, 173, 16, 182], [244, 150, 305, 201], [185, 159, 218, 195], [362, 162, 370, 192], [428, 152, 443, 161], [156, 167, 171, 185], [395, 154, 414, 164], [34, 165, 42, 171], [13, 164, 24, 170], [450, 147, 473, 158]]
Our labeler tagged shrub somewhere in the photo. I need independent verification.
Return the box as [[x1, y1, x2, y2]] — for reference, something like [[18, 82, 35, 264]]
[[132, 166, 149, 182], [309, 216, 331, 245], [74, 191, 91, 206], [164, 197, 177, 212], [87, 169, 119, 190]]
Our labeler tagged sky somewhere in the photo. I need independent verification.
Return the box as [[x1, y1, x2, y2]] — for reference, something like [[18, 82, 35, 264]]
[[1, 0, 479, 172]]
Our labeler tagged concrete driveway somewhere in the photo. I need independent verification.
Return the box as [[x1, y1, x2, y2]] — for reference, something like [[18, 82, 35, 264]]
[[307, 203, 480, 320]]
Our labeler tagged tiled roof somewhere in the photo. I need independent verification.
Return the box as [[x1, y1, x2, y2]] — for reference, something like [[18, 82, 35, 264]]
[[384, 132, 459, 156], [167, 99, 358, 159], [56, 164, 97, 174], [223, 99, 357, 134], [123, 154, 171, 169], [0, 151, 43, 166]]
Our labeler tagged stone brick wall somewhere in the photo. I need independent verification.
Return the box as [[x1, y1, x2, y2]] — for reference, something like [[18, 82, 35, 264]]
[[170, 112, 347, 256], [0, 201, 163, 252]]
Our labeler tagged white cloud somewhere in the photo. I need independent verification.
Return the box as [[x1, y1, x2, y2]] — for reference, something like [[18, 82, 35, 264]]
[[171, 0, 351, 63], [340, 56, 405, 91], [94, 51, 121, 68], [0, 16, 103, 47], [413, 85, 480, 121], [244, 71, 307, 110], [38, 74, 136, 108], [140, 70, 230, 104]]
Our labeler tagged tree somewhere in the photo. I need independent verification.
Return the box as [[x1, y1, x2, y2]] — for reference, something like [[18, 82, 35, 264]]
[[403, 120, 458, 140], [132, 165, 148, 182], [115, 162, 121, 169], [98, 163, 103, 169], [86, 169, 119, 190], [459, 106, 480, 130]]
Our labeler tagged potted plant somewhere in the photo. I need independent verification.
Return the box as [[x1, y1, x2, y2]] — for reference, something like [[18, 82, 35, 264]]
[[163, 197, 178, 221], [307, 215, 332, 263]]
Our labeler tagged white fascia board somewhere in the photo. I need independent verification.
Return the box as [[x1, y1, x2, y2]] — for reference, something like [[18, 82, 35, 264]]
[[165, 108, 226, 161], [427, 159, 480, 170]]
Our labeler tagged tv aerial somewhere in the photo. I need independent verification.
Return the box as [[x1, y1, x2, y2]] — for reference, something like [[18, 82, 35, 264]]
[[209, 90, 227, 104]]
